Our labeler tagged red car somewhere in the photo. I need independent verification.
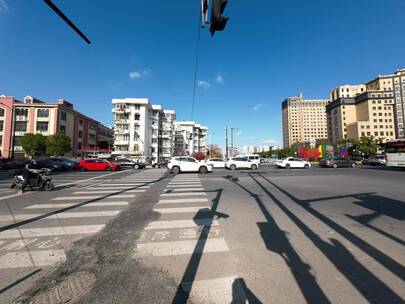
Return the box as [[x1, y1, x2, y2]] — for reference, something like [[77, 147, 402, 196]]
[[76, 159, 121, 171]]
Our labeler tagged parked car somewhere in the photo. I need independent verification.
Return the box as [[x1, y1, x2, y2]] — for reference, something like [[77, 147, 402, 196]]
[[48, 157, 77, 170], [225, 157, 259, 170], [235, 154, 261, 165], [152, 160, 169, 168], [114, 158, 145, 169], [319, 157, 356, 168], [275, 157, 311, 169], [76, 159, 121, 171], [206, 158, 226, 168], [35, 158, 67, 172], [0, 159, 28, 170], [167, 157, 212, 174], [362, 155, 386, 166]]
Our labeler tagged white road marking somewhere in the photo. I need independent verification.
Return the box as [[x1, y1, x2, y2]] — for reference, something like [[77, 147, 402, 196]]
[[154, 207, 210, 214], [52, 194, 134, 200], [87, 186, 151, 190], [0, 225, 105, 239], [0, 250, 66, 269], [25, 202, 128, 209], [0, 211, 120, 221], [157, 198, 209, 204], [145, 219, 218, 230], [164, 188, 204, 192], [160, 192, 207, 197], [182, 276, 244, 304], [168, 181, 201, 184], [166, 184, 202, 188], [135, 238, 229, 257], [73, 190, 139, 194]]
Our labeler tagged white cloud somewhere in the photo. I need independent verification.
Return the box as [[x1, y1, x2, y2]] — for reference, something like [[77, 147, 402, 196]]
[[0, 0, 9, 13], [198, 80, 211, 89], [213, 75, 224, 84], [128, 69, 151, 80], [253, 103, 263, 111]]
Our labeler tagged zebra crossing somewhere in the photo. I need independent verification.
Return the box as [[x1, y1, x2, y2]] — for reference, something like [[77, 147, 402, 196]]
[[0, 169, 166, 271], [134, 174, 244, 303]]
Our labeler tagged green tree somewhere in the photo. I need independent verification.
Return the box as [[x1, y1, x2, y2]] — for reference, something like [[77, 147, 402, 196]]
[[20, 133, 47, 157], [356, 136, 379, 157], [46, 133, 71, 156]]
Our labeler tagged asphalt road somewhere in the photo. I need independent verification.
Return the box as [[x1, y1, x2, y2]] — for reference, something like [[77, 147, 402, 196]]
[[0, 165, 404, 303]]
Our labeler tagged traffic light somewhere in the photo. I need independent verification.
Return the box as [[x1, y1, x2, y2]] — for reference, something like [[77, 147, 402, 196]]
[[209, 0, 229, 37]]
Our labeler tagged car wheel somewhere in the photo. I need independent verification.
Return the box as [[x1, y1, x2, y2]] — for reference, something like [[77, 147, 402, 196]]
[[230, 164, 236, 170], [134, 164, 140, 169], [251, 164, 257, 170], [172, 166, 180, 174], [285, 164, 291, 169], [351, 163, 356, 168], [332, 163, 338, 168], [44, 182, 54, 191], [304, 164, 309, 169], [199, 166, 208, 174]]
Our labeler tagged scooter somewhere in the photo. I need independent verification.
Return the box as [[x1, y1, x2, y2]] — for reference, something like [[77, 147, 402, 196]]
[[11, 168, 54, 193]]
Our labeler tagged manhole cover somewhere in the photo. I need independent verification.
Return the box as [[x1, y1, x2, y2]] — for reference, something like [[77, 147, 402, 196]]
[[31, 271, 96, 304]]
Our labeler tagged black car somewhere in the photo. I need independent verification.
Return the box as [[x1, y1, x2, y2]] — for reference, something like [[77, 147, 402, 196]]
[[114, 158, 145, 169], [319, 157, 356, 168], [35, 158, 66, 172], [0, 159, 29, 170]]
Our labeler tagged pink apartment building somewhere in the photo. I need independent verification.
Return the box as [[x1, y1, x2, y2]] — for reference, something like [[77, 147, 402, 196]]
[[0, 95, 113, 159]]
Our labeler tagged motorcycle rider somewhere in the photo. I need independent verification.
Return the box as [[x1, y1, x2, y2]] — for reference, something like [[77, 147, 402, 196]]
[[20, 159, 42, 193]]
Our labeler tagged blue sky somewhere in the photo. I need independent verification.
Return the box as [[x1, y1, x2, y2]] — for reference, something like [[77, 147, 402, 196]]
[[1, 0, 405, 149]]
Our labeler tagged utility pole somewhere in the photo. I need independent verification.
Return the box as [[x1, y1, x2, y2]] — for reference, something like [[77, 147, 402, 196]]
[[225, 125, 228, 159], [230, 127, 233, 157]]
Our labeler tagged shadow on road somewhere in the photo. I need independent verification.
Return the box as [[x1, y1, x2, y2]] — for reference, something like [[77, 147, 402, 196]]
[[0, 269, 41, 295], [231, 278, 263, 304], [250, 173, 404, 304], [224, 175, 331, 304]]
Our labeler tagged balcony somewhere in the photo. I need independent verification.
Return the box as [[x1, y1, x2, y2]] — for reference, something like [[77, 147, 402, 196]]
[[112, 108, 130, 114], [115, 129, 130, 134], [114, 119, 129, 124], [114, 140, 129, 145]]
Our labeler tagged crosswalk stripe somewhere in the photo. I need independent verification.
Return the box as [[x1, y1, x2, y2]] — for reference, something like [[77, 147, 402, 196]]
[[73, 190, 140, 194], [145, 219, 218, 230], [52, 194, 134, 200], [165, 188, 204, 192], [166, 184, 202, 188], [0, 225, 105, 239], [0, 250, 66, 269], [168, 181, 201, 184], [154, 207, 210, 214], [0, 211, 120, 221], [160, 192, 207, 197], [157, 198, 209, 204], [25, 202, 128, 209], [88, 186, 150, 189], [181, 276, 244, 304], [135, 238, 228, 257]]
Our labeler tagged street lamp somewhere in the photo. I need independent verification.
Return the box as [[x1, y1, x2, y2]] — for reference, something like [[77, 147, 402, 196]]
[[230, 127, 238, 157]]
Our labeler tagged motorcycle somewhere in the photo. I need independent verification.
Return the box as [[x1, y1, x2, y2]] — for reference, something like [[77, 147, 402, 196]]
[[11, 168, 55, 193]]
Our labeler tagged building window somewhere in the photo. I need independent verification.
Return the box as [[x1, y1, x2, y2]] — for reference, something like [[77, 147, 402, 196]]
[[135, 114, 140, 121], [60, 111, 67, 121], [89, 133, 96, 141], [36, 122, 48, 132], [37, 109, 49, 118], [78, 142, 82, 149], [134, 105, 140, 110], [15, 121, 27, 132], [0, 108, 4, 117], [78, 131, 83, 138], [79, 119, 84, 126], [0, 121, 3, 132], [60, 125, 66, 133]]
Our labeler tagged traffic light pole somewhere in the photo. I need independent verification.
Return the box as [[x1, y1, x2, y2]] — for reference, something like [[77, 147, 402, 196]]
[[225, 125, 228, 159]]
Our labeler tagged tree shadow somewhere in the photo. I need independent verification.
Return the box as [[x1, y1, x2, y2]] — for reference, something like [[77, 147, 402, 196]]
[[171, 188, 228, 304], [231, 277, 263, 304], [224, 175, 331, 304], [250, 174, 404, 303]]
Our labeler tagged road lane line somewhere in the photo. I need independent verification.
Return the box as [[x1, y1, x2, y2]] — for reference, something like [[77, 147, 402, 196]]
[[154, 207, 210, 214], [25, 202, 128, 209], [135, 238, 228, 257], [157, 198, 209, 204], [0, 211, 120, 221], [0, 225, 105, 239], [73, 190, 140, 194], [145, 219, 218, 230], [0, 250, 66, 269], [160, 192, 207, 197], [164, 188, 204, 192]]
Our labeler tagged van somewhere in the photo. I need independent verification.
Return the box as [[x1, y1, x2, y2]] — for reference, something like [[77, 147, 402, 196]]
[[236, 154, 260, 165]]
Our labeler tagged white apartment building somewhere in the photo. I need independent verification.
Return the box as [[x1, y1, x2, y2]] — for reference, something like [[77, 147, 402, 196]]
[[112, 98, 176, 161], [173, 121, 208, 156]]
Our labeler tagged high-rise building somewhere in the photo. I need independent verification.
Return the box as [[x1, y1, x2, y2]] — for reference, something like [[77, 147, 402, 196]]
[[282, 94, 328, 147], [0, 95, 113, 159], [326, 69, 405, 143], [112, 98, 176, 161], [173, 121, 208, 156]]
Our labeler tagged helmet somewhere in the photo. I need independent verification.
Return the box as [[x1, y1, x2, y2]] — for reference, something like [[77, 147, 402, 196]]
[[31, 159, 38, 165]]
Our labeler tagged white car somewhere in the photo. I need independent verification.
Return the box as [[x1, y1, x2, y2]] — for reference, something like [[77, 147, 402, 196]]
[[236, 154, 261, 165], [275, 157, 311, 169], [167, 157, 213, 174], [206, 158, 226, 168], [225, 157, 259, 170]]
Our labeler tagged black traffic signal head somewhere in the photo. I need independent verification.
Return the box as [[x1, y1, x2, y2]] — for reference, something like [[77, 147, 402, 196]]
[[209, 0, 229, 37]]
